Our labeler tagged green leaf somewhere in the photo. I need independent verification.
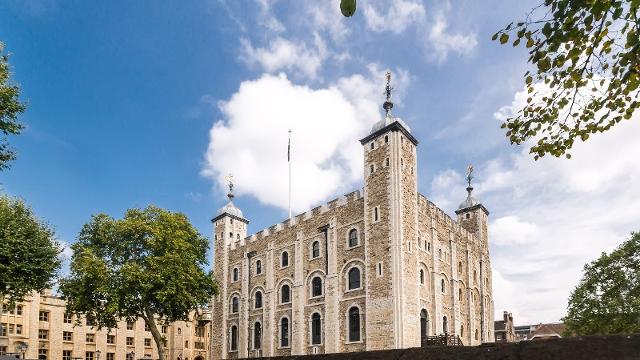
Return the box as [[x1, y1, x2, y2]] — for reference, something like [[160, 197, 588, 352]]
[[500, 33, 509, 44]]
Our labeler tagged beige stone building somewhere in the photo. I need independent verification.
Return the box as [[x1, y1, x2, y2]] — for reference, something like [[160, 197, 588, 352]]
[[0, 290, 210, 360], [210, 75, 494, 358]]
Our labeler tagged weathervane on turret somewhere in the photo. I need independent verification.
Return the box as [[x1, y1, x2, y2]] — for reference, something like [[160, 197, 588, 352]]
[[225, 174, 235, 201], [466, 165, 474, 197], [383, 71, 394, 117]]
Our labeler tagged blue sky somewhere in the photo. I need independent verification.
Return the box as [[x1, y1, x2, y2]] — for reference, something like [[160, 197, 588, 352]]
[[2, 0, 640, 325]]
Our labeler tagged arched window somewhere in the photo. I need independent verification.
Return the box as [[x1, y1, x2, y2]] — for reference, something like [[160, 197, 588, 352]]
[[348, 229, 358, 247], [420, 310, 429, 347], [280, 318, 289, 347], [281, 251, 289, 267], [348, 267, 361, 290], [312, 241, 320, 258], [458, 288, 463, 301], [348, 307, 360, 342], [311, 277, 323, 297], [373, 207, 379, 221], [253, 322, 262, 349], [458, 262, 462, 274], [254, 291, 263, 309], [460, 325, 464, 338], [441, 279, 446, 293], [438, 249, 442, 258], [232, 268, 239, 282], [475, 329, 479, 340], [419, 269, 425, 285], [230, 325, 238, 351], [281, 284, 290, 304], [442, 316, 448, 334], [256, 260, 262, 275], [474, 270, 477, 282], [231, 296, 239, 314], [311, 313, 322, 345]]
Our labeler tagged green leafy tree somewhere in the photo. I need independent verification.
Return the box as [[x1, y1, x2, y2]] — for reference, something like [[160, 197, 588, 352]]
[[0, 42, 27, 170], [493, 0, 640, 159], [0, 195, 61, 303], [563, 231, 640, 335], [59, 206, 217, 360]]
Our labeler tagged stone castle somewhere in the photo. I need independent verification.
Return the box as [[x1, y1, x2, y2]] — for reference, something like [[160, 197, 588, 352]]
[[210, 74, 494, 358]]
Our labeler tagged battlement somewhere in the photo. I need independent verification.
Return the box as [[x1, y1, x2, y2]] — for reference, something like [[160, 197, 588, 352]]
[[418, 193, 476, 243]]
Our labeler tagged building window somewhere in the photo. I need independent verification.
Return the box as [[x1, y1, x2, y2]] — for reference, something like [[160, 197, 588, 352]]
[[459, 288, 463, 301], [475, 329, 479, 340], [107, 334, 116, 344], [348, 267, 361, 290], [438, 249, 442, 259], [0, 323, 5, 337], [196, 326, 205, 337], [376, 262, 383, 277], [126, 321, 134, 330], [39, 311, 49, 322], [231, 296, 239, 313], [144, 338, 152, 347], [280, 318, 289, 348], [85, 352, 94, 360], [442, 316, 448, 334], [441, 279, 446, 293], [370, 164, 375, 174], [370, 142, 375, 150], [461, 325, 465, 338], [281, 251, 289, 267], [63, 331, 73, 342], [281, 284, 291, 304], [419, 269, 425, 285], [384, 135, 388, 143], [144, 323, 150, 332], [348, 307, 361, 342], [466, 213, 470, 219], [230, 325, 238, 351], [385, 158, 389, 167], [311, 313, 322, 345], [232, 267, 239, 282], [15, 324, 22, 335], [427, 242, 431, 251], [256, 260, 262, 275], [64, 313, 73, 324], [126, 337, 134, 346], [16, 305, 23, 316], [38, 329, 49, 340], [311, 241, 320, 258], [0, 346, 6, 356], [254, 291, 263, 309], [106, 354, 114, 360], [86, 333, 95, 343], [185, 340, 189, 348], [348, 229, 358, 248], [63, 350, 72, 360], [126, 353, 134, 360], [373, 207, 379, 222], [253, 322, 262, 349], [38, 349, 47, 360], [311, 277, 323, 297], [474, 270, 477, 282], [161, 325, 167, 334]]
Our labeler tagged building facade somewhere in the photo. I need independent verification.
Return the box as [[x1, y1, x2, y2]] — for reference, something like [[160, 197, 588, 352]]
[[210, 77, 494, 358], [494, 311, 516, 343], [0, 290, 210, 360]]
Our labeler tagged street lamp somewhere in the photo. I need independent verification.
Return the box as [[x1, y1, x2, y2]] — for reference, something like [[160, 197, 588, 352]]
[[127, 351, 135, 360], [96, 350, 101, 360], [17, 342, 28, 360]]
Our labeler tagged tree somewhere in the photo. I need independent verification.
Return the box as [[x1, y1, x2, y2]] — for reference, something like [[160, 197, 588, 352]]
[[563, 231, 640, 335], [0, 195, 61, 303], [59, 206, 217, 360], [493, 1, 640, 160], [0, 42, 26, 170]]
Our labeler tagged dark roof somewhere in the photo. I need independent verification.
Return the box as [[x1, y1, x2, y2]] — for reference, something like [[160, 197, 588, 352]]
[[494, 320, 506, 331], [359, 120, 418, 146]]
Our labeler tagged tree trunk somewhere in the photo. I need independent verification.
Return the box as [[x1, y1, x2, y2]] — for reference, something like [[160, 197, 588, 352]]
[[143, 308, 165, 360]]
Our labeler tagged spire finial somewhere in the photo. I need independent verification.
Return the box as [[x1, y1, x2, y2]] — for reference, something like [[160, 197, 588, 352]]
[[466, 164, 474, 196], [225, 174, 235, 201], [383, 71, 394, 117]]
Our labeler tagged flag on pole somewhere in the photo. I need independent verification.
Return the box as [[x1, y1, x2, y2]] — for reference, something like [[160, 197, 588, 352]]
[[288, 130, 291, 162]]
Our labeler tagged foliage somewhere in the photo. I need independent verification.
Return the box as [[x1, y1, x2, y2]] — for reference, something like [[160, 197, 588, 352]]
[[0, 195, 61, 304], [563, 231, 640, 335], [0, 42, 26, 170], [341, 0, 357, 17], [493, 0, 640, 159], [59, 206, 217, 360]]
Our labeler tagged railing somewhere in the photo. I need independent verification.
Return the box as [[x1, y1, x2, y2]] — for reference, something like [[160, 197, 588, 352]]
[[422, 334, 464, 347]]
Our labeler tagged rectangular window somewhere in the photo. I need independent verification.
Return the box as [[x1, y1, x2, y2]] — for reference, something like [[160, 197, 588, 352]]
[[144, 323, 150, 332], [126, 337, 134, 346], [185, 341, 189, 348], [106, 353, 115, 360], [63, 331, 73, 341], [16, 305, 23, 316], [126, 354, 134, 360], [107, 334, 116, 344], [86, 333, 95, 343], [0, 323, 6, 337], [16, 324, 23, 335], [0, 346, 6, 356], [38, 349, 48, 360], [127, 321, 134, 330], [85, 351, 94, 360], [376, 262, 383, 277], [63, 351, 72, 360], [144, 338, 152, 347], [64, 313, 73, 324], [161, 325, 167, 334], [39, 311, 49, 322], [38, 329, 49, 340], [8, 324, 14, 334], [196, 326, 205, 337], [195, 342, 205, 350], [1, 304, 8, 314]]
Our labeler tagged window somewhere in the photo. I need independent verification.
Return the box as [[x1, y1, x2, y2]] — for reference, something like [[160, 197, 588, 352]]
[[419, 269, 425, 285], [106, 353, 115, 360], [466, 213, 470, 219], [126, 353, 134, 360], [232, 268, 239, 282], [370, 142, 374, 150], [39, 311, 49, 322], [145, 338, 152, 347], [0, 346, 6, 356], [461, 325, 464, 338], [126, 337, 134, 346], [256, 260, 262, 275], [64, 313, 73, 324], [428, 242, 431, 251], [311, 277, 323, 297], [253, 322, 262, 349], [474, 270, 477, 282], [420, 310, 429, 346], [8, 324, 13, 334], [376, 262, 383, 277], [385, 158, 389, 167], [185, 340, 189, 348], [38, 349, 47, 360], [127, 321, 134, 330], [384, 135, 388, 143], [230, 326, 238, 351], [1, 304, 8, 314], [348, 229, 358, 247], [145, 323, 150, 331], [441, 279, 446, 293], [438, 249, 442, 259], [85, 352, 94, 360], [374, 207, 380, 222], [39, 329, 49, 340], [311, 241, 320, 258], [16, 305, 23, 316], [475, 329, 479, 340], [281, 251, 289, 267], [63, 331, 73, 341], [231, 296, 239, 313], [15, 324, 22, 335], [458, 262, 462, 274], [107, 334, 116, 344], [281, 284, 291, 304], [348, 267, 361, 290], [442, 316, 448, 334], [254, 291, 263, 309], [311, 313, 322, 345], [459, 288, 463, 301], [0, 323, 5, 336], [348, 307, 360, 342], [63, 351, 73, 360], [86, 333, 95, 343], [196, 326, 205, 337], [280, 318, 289, 348], [161, 325, 167, 334]]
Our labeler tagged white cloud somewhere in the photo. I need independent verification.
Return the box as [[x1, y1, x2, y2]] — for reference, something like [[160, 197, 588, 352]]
[[255, 0, 285, 32], [304, 1, 350, 43], [362, 0, 426, 34], [427, 12, 477, 63], [239, 35, 328, 79], [202, 68, 411, 213]]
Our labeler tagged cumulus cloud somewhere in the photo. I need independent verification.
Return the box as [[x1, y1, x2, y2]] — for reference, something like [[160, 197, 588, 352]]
[[202, 68, 410, 213], [427, 12, 477, 63], [239, 35, 328, 79], [362, 0, 426, 34]]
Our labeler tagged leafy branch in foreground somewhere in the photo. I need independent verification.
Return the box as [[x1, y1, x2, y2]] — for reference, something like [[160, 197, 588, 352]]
[[493, 0, 640, 159], [0, 42, 26, 170]]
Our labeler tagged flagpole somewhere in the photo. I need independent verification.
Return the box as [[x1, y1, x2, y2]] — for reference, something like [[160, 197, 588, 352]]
[[288, 129, 292, 219]]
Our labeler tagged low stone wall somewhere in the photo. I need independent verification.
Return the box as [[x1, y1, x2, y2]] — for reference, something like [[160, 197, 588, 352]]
[[243, 334, 640, 360]]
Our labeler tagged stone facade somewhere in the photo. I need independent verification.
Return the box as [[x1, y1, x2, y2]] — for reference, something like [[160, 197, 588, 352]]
[[0, 290, 210, 360], [210, 113, 494, 359]]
